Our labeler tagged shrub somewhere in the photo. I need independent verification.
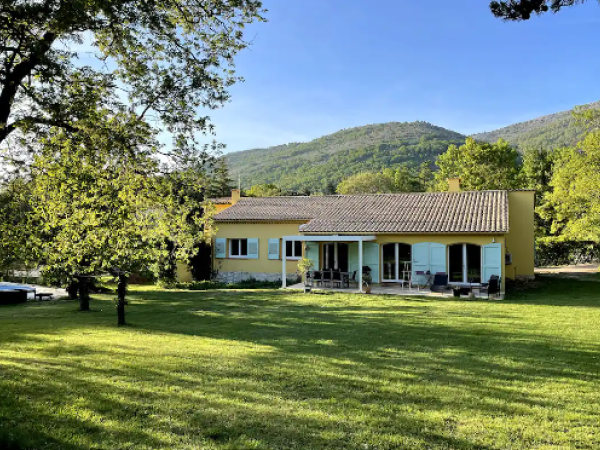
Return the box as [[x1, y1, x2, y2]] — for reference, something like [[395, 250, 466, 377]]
[[165, 277, 300, 291], [536, 241, 600, 267]]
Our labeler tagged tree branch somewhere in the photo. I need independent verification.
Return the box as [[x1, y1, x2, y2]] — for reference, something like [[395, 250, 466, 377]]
[[0, 115, 76, 142], [0, 31, 57, 143]]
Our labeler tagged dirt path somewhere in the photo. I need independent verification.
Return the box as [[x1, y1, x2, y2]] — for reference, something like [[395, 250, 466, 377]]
[[536, 264, 598, 275]]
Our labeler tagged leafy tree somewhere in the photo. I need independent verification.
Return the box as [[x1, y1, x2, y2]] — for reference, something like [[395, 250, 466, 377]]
[[522, 146, 555, 237], [208, 156, 235, 198], [322, 180, 337, 195], [490, 0, 590, 20], [0, 0, 265, 158], [393, 166, 422, 192], [337, 172, 396, 195], [246, 183, 282, 197], [0, 179, 31, 274], [540, 127, 600, 245], [159, 165, 216, 284], [335, 165, 429, 195], [417, 161, 435, 191], [27, 107, 211, 323], [433, 138, 522, 191]]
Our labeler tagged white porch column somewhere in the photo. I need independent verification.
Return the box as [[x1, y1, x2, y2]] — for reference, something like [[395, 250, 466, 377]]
[[282, 238, 287, 288], [358, 240, 363, 293], [462, 243, 468, 283]]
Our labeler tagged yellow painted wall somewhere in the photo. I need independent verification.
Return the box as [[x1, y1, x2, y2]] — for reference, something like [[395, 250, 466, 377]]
[[212, 222, 307, 274], [505, 191, 535, 279], [210, 202, 535, 288], [375, 234, 503, 247], [375, 234, 506, 290]]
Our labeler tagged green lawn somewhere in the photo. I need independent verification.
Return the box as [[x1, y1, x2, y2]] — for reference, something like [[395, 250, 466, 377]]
[[1, 276, 599, 450]]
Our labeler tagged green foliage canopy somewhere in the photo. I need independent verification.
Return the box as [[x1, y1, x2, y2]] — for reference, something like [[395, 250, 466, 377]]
[[540, 130, 600, 243], [228, 121, 465, 193], [246, 183, 282, 197], [0, 0, 265, 161], [336, 165, 429, 195], [0, 179, 31, 272], [433, 138, 522, 191], [337, 172, 396, 195], [490, 0, 589, 20]]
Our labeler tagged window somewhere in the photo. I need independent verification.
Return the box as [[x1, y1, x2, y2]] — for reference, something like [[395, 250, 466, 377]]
[[286, 240, 303, 259], [229, 239, 248, 258]]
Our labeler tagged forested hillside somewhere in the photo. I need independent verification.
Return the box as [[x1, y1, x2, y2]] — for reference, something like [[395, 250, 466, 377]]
[[227, 121, 466, 192], [473, 101, 600, 149], [227, 101, 600, 193]]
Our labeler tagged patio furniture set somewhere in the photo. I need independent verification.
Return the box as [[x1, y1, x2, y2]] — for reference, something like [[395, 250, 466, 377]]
[[303, 269, 501, 299], [401, 272, 501, 299], [306, 269, 360, 289]]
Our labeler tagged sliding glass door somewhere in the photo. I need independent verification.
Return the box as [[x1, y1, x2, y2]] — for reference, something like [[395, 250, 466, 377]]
[[448, 244, 482, 283], [323, 243, 349, 272], [382, 243, 411, 282]]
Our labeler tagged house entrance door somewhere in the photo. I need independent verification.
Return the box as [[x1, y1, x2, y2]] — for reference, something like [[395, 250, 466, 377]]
[[323, 243, 349, 271]]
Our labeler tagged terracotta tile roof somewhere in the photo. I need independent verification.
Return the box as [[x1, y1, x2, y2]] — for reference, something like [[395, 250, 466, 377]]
[[209, 197, 233, 205], [213, 191, 509, 233]]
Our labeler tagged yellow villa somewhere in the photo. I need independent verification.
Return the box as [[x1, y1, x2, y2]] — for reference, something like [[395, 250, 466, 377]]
[[207, 180, 534, 296]]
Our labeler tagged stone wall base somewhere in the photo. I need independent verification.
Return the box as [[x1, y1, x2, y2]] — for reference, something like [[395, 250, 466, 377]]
[[215, 271, 298, 284]]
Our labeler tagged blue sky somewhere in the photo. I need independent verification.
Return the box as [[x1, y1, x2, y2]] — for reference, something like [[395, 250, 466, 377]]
[[205, 0, 600, 154]]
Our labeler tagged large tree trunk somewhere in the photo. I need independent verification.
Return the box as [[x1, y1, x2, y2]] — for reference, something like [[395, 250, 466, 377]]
[[117, 273, 128, 326], [78, 277, 90, 311]]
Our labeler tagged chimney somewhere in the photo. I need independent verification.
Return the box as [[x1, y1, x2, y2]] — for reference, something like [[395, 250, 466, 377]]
[[231, 189, 241, 204], [448, 178, 461, 192]]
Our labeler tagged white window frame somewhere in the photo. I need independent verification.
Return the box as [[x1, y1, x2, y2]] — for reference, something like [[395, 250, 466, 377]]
[[286, 240, 303, 260], [229, 238, 249, 258]]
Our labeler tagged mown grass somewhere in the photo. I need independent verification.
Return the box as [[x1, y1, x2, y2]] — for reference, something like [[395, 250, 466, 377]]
[[0, 275, 599, 449]]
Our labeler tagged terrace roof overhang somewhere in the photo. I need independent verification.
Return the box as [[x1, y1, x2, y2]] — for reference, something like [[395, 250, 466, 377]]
[[282, 235, 376, 242]]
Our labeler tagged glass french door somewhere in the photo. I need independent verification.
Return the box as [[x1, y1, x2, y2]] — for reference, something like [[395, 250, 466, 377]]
[[382, 243, 411, 282], [323, 243, 349, 271], [448, 244, 482, 283]]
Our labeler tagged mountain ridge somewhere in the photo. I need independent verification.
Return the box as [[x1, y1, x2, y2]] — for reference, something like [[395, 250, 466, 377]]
[[226, 100, 599, 192], [227, 121, 466, 192]]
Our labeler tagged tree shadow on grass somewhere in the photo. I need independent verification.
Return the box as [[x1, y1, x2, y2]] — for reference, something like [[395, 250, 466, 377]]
[[501, 274, 600, 307], [1, 285, 600, 449], [1, 341, 510, 450]]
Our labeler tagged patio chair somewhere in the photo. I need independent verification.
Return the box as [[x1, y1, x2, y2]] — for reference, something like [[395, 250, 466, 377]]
[[348, 271, 358, 288], [331, 270, 342, 288], [322, 269, 332, 288], [430, 273, 450, 293], [480, 275, 501, 299], [313, 271, 322, 287], [415, 270, 431, 292], [305, 271, 313, 287]]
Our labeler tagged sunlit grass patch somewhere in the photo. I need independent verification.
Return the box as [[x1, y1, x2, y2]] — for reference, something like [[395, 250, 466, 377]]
[[0, 277, 599, 449]]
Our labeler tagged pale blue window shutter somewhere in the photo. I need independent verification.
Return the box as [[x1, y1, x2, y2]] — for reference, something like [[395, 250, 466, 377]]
[[412, 243, 430, 283], [482, 243, 502, 283], [348, 242, 359, 275], [215, 238, 226, 259], [429, 243, 447, 275], [247, 238, 259, 259], [305, 242, 320, 269], [268, 239, 280, 260], [363, 242, 380, 283]]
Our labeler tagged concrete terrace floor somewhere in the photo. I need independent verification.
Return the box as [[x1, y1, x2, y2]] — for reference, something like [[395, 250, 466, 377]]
[[287, 283, 501, 300]]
